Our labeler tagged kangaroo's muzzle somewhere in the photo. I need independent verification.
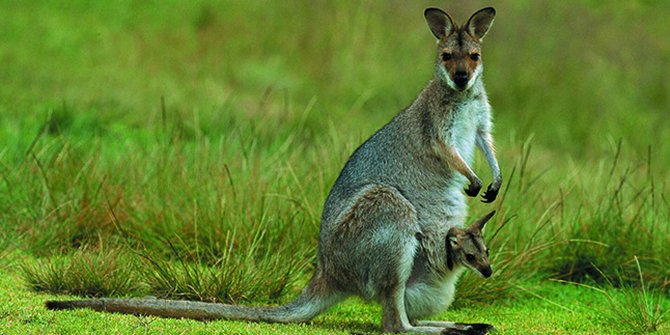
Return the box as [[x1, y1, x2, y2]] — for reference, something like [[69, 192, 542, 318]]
[[453, 71, 469, 90]]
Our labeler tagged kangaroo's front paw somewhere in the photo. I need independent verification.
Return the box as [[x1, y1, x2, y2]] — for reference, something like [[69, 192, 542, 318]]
[[464, 179, 482, 197], [480, 184, 499, 203]]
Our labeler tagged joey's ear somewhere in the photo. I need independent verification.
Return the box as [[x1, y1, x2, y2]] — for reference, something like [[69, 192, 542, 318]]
[[469, 210, 496, 233], [448, 235, 459, 248], [424, 8, 454, 40], [445, 228, 461, 271], [466, 7, 496, 40], [445, 235, 456, 270]]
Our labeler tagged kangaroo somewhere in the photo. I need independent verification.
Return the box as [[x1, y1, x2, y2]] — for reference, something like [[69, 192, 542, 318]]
[[46, 7, 502, 335]]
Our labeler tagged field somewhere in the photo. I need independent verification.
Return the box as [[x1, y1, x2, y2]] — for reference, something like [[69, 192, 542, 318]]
[[1, 1, 669, 334]]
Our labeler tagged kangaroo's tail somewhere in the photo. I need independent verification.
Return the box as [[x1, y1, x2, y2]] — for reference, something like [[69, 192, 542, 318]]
[[45, 269, 342, 323]]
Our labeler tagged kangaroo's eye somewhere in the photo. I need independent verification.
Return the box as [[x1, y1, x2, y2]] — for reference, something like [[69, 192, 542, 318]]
[[442, 53, 452, 61], [466, 254, 475, 263], [470, 53, 480, 61], [485, 249, 489, 257]]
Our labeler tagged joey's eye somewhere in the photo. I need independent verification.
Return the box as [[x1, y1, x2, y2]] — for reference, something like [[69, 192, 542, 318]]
[[442, 53, 452, 61], [470, 53, 480, 61], [486, 249, 490, 257], [466, 254, 475, 263]]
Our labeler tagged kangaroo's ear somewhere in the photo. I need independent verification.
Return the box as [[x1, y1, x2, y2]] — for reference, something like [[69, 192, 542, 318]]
[[469, 210, 496, 233], [466, 7, 496, 40], [424, 8, 454, 40]]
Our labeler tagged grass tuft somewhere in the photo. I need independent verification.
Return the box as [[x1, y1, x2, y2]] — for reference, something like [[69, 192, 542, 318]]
[[138, 228, 313, 304], [599, 258, 670, 334], [559, 257, 669, 334], [22, 247, 142, 297]]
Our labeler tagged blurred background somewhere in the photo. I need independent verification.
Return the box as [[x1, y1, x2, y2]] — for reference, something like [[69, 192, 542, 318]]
[[1, 0, 669, 313], [3, 1, 669, 155]]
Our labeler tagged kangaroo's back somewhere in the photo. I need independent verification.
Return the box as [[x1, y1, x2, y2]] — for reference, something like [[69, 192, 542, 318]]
[[321, 86, 464, 230]]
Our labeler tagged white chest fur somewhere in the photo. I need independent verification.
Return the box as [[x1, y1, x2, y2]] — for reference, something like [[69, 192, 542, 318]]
[[445, 98, 488, 164]]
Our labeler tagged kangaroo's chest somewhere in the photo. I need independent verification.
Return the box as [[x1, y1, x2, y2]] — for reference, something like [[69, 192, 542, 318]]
[[443, 100, 484, 163]]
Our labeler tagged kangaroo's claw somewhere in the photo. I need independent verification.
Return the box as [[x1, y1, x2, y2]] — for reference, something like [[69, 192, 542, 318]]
[[480, 184, 498, 203], [464, 180, 482, 197]]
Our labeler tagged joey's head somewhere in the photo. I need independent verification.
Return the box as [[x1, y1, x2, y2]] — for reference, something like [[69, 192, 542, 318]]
[[424, 7, 496, 92], [445, 211, 495, 278]]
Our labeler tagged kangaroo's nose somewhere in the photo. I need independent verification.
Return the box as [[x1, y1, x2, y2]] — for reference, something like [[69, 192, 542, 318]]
[[453, 71, 468, 89]]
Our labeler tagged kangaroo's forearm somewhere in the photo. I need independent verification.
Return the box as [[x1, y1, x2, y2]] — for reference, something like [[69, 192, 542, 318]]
[[475, 131, 502, 202], [433, 140, 478, 182], [476, 132, 501, 183]]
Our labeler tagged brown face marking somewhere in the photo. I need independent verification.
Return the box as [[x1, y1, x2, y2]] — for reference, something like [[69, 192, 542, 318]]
[[438, 28, 482, 90]]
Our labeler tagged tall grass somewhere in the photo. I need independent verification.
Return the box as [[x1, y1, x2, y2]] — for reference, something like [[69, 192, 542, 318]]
[[1, 1, 668, 305], [541, 143, 670, 288], [7, 98, 327, 302]]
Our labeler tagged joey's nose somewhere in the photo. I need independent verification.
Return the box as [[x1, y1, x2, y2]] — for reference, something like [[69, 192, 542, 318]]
[[453, 72, 468, 89], [480, 266, 492, 278]]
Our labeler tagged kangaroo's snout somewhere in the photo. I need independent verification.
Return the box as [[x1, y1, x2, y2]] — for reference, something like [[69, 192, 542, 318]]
[[453, 71, 469, 90]]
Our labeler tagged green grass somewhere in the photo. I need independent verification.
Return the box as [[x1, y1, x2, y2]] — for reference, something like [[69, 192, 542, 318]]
[[21, 247, 142, 298], [2, 1, 670, 334], [562, 257, 670, 334], [2, 262, 668, 334]]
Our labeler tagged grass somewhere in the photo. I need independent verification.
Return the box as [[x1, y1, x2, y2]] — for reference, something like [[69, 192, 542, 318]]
[[1, 1, 670, 334], [22, 248, 142, 298], [562, 257, 670, 334], [3, 262, 669, 335], [601, 285, 669, 334]]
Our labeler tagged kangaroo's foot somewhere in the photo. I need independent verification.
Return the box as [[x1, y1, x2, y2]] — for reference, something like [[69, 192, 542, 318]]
[[442, 323, 495, 335], [414, 321, 495, 335]]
